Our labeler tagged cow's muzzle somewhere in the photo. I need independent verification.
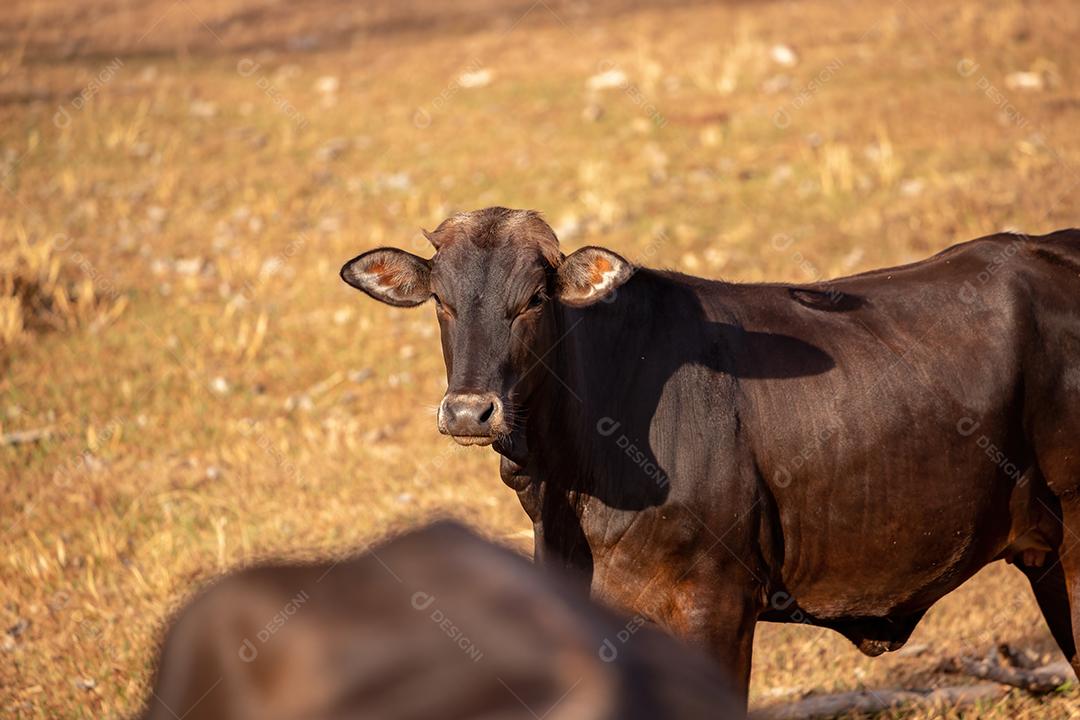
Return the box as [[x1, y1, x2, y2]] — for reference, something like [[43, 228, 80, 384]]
[[438, 393, 504, 446]]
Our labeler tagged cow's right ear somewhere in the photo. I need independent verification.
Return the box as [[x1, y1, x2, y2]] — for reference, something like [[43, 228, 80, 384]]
[[340, 248, 432, 307]]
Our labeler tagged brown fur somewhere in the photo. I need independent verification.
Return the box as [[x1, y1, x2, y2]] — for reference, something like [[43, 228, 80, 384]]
[[426, 207, 562, 267]]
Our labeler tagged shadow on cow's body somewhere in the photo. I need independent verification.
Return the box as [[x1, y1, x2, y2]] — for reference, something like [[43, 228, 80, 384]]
[[342, 209, 1080, 710], [502, 273, 837, 579]]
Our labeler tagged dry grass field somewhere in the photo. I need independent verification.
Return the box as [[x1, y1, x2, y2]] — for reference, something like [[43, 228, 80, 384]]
[[2, 0, 1079, 717]]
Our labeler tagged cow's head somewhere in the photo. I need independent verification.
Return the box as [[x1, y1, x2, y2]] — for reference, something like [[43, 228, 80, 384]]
[[341, 208, 632, 446]]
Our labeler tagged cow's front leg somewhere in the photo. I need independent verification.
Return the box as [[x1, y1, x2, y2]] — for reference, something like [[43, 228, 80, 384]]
[[667, 578, 759, 712], [498, 452, 592, 578]]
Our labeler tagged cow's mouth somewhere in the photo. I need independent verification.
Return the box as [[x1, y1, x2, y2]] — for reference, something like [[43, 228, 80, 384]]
[[450, 435, 496, 447]]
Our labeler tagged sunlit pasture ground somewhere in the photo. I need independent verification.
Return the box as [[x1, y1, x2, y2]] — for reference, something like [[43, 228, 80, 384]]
[[2, 0, 1079, 717]]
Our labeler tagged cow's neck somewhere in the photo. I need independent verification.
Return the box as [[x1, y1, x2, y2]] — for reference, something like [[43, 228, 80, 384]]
[[498, 271, 689, 574], [495, 302, 592, 493]]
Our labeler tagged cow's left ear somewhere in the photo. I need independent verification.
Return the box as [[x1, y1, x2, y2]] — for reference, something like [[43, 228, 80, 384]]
[[555, 246, 634, 307], [340, 248, 432, 307]]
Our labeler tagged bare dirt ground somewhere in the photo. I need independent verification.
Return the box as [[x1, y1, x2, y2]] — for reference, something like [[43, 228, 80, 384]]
[[2, 0, 1079, 717]]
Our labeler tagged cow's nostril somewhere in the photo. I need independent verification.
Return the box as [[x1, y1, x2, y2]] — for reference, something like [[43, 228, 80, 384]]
[[440, 394, 501, 442]]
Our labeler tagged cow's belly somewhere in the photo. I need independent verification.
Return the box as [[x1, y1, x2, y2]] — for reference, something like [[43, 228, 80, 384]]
[[783, 513, 1000, 619], [772, 457, 1038, 619]]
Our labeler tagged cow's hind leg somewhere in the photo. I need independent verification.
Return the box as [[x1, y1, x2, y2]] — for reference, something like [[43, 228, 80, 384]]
[[1017, 554, 1077, 666], [1047, 494, 1080, 678]]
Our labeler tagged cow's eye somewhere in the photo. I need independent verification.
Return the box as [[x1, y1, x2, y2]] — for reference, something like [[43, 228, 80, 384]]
[[512, 291, 546, 320], [433, 294, 456, 317]]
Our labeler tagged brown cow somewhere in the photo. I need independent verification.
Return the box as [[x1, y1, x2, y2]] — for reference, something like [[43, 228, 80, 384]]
[[138, 522, 737, 720], [341, 207, 1080, 707]]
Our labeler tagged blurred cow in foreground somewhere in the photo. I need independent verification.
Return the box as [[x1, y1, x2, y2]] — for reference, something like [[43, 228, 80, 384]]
[[138, 522, 738, 720]]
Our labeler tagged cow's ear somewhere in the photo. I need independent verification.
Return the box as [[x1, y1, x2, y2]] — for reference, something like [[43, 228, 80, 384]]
[[340, 248, 432, 307], [555, 246, 633, 307]]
